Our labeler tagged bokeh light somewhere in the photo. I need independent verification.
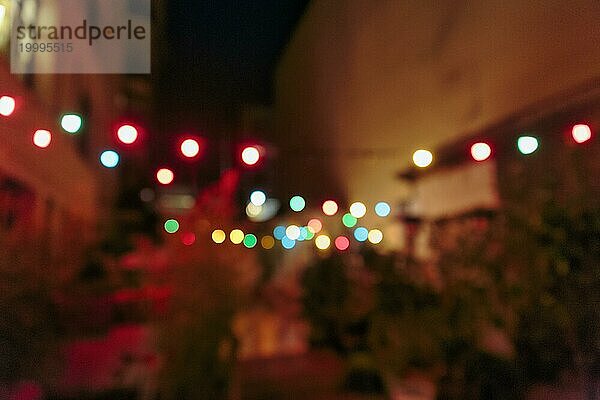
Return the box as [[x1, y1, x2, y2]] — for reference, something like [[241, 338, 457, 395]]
[[248, 198, 280, 222], [241, 146, 260, 166], [307, 219, 323, 233], [470, 142, 492, 161], [374, 202, 391, 217], [413, 149, 433, 168], [273, 225, 286, 240], [60, 114, 83, 134], [261, 235, 275, 249], [243, 234, 258, 248], [250, 190, 267, 206], [281, 236, 296, 249], [156, 168, 175, 185], [368, 229, 383, 244], [517, 136, 539, 155], [342, 213, 358, 228], [349, 202, 367, 218], [335, 236, 350, 251], [212, 229, 226, 244], [299, 227, 309, 241], [100, 150, 120, 168], [285, 225, 301, 240], [354, 227, 369, 242], [572, 124, 592, 144], [181, 232, 196, 246], [315, 234, 331, 250], [0, 96, 16, 116], [33, 129, 52, 148], [289, 195, 306, 212], [181, 138, 200, 158], [305, 229, 315, 240], [322, 200, 338, 216], [246, 203, 263, 218], [117, 124, 138, 144], [164, 219, 180, 234], [230, 229, 244, 244]]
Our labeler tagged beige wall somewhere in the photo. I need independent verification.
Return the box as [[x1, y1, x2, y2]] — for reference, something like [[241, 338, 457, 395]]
[[0, 61, 98, 222], [275, 0, 600, 218]]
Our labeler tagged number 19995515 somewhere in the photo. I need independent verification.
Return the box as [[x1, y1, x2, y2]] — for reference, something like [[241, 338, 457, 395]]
[[18, 42, 73, 52]]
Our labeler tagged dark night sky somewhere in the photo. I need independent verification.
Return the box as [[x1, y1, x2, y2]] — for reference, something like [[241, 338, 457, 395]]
[[145, 0, 309, 193], [157, 0, 309, 132]]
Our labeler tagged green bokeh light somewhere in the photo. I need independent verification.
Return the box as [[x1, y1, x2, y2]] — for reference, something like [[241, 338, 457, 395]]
[[342, 213, 358, 228], [61, 113, 83, 134], [243, 233, 258, 248], [164, 219, 180, 234]]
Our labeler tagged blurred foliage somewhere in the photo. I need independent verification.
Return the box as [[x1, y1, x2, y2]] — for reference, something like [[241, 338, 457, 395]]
[[513, 202, 600, 385], [497, 133, 600, 390], [300, 254, 350, 353], [300, 133, 599, 398], [366, 252, 447, 376], [432, 215, 523, 400], [156, 236, 260, 400], [301, 225, 523, 399]]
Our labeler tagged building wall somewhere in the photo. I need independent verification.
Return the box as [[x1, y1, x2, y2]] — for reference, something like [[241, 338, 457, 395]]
[[0, 3, 135, 258], [275, 0, 600, 226], [1, 61, 98, 217], [0, 0, 148, 249]]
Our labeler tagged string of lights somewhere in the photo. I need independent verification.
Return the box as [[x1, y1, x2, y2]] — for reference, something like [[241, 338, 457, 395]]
[[2, 93, 593, 171], [165, 197, 390, 252], [1, 93, 595, 253]]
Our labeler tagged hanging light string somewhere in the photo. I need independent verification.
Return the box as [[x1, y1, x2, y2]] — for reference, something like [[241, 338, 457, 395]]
[[1, 93, 596, 251]]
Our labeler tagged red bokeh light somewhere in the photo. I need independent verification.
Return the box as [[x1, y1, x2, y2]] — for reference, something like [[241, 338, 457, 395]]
[[571, 124, 592, 144], [33, 129, 52, 148], [241, 145, 261, 166], [117, 124, 139, 144], [470, 142, 492, 162], [334, 236, 350, 251], [181, 232, 196, 246], [0, 95, 16, 117], [180, 137, 202, 158]]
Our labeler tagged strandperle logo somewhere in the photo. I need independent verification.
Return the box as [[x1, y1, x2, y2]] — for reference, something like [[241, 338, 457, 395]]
[[16, 19, 147, 46], [10, 0, 150, 74]]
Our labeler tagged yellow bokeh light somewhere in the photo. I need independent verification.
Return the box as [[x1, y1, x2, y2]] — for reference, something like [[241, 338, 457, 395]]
[[315, 234, 331, 250], [246, 202, 262, 218], [322, 200, 338, 216], [212, 229, 226, 244], [156, 168, 174, 185], [412, 149, 433, 168], [368, 229, 384, 244], [230, 229, 244, 244], [261, 235, 275, 249]]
